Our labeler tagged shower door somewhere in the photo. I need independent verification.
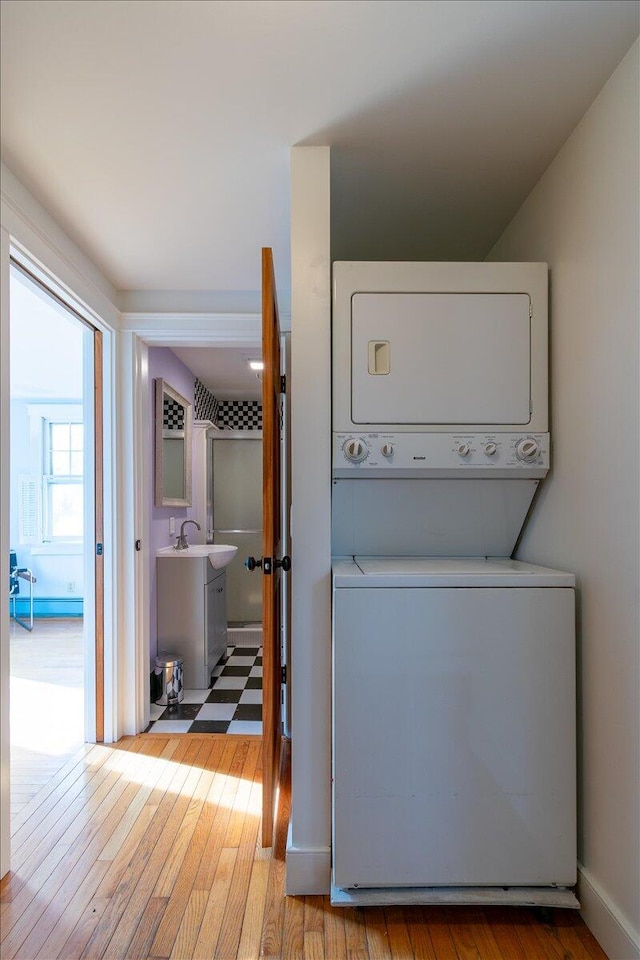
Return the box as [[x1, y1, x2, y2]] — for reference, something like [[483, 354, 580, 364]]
[[211, 433, 262, 623]]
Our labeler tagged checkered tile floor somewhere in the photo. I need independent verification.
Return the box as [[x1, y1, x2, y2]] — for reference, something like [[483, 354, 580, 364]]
[[147, 646, 262, 735]]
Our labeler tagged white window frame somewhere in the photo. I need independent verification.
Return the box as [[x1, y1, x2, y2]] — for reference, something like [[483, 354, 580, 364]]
[[42, 417, 84, 544], [25, 403, 83, 555]]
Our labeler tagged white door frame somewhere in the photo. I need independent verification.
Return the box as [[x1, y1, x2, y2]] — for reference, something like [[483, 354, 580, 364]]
[[119, 313, 263, 733], [5, 248, 118, 741], [0, 234, 118, 877], [1, 226, 11, 880], [9, 258, 102, 743]]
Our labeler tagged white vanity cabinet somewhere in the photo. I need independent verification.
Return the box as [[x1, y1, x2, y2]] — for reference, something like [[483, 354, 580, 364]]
[[205, 568, 227, 681], [157, 555, 228, 689]]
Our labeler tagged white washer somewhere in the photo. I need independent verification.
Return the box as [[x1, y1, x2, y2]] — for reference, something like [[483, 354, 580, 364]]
[[332, 557, 576, 894]]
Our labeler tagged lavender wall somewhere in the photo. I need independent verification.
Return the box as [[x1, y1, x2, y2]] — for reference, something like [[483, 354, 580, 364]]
[[148, 347, 201, 666]]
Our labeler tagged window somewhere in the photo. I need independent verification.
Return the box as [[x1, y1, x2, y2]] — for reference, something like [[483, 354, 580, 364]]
[[18, 403, 84, 549], [43, 420, 83, 540]]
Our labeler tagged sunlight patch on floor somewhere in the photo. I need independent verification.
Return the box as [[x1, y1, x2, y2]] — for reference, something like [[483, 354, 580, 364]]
[[100, 746, 262, 814], [10, 676, 84, 756]]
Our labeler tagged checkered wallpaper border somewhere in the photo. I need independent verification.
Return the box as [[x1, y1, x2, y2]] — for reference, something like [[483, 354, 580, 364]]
[[195, 379, 219, 423], [217, 400, 262, 430], [190, 378, 261, 430]]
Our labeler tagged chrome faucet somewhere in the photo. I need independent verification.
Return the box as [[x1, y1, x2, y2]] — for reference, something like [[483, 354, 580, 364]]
[[175, 519, 201, 550]]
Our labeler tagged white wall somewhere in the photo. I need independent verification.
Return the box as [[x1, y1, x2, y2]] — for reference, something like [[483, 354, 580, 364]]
[[147, 347, 198, 668], [287, 146, 332, 893], [488, 41, 639, 960]]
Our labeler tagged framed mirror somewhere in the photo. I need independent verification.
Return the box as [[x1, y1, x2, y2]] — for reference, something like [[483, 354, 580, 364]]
[[155, 379, 192, 507]]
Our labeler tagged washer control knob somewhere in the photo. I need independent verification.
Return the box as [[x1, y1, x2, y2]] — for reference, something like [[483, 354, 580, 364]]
[[381, 442, 394, 458], [516, 437, 540, 462], [344, 437, 368, 463], [484, 442, 498, 457], [457, 443, 471, 457]]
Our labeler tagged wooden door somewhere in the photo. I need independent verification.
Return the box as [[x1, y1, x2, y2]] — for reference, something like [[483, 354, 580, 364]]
[[261, 247, 286, 846]]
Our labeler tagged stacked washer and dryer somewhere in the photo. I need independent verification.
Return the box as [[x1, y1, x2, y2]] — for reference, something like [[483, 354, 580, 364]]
[[330, 261, 578, 908]]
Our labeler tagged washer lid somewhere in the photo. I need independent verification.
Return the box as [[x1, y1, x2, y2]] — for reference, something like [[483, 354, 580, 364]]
[[333, 556, 575, 587]]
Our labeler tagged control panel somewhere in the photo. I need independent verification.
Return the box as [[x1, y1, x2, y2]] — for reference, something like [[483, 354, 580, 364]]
[[333, 432, 550, 479]]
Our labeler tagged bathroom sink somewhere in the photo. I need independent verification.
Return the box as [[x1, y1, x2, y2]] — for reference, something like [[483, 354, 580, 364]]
[[156, 544, 238, 569]]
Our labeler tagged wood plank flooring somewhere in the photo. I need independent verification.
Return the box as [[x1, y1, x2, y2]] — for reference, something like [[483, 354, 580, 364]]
[[1, 734, 608, 960], [10, 618, 84, 814]]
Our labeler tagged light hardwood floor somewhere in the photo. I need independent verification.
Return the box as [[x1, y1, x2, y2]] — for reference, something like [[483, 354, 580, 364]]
[[9, 618, 85, 814], [1, 733, 608, 960]]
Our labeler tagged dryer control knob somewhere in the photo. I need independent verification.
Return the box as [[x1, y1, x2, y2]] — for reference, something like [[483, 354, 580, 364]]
[[484, 442, 498, 457], [457, 443, 471, 457], [381, 443, 394, 458], [516, 437, 540, 462], [344, 437, 368, 463]]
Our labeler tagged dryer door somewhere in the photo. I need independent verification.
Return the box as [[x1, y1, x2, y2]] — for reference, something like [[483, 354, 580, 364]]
[[351, 292, 531, 425]]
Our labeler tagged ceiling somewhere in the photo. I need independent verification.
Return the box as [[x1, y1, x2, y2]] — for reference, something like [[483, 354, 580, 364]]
[[1, 0, 638, 304], [2, 1, 637, 399], [173, 346, 263, 400]]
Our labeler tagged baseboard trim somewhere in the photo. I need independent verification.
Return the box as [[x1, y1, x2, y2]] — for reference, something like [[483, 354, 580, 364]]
[[9, 598, 83, 617], [285, 826, 331, 895], [578, 862, 639, 960]]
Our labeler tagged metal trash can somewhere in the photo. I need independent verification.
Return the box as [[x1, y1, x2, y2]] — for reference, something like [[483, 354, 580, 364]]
[[155, 653, 184, 706]]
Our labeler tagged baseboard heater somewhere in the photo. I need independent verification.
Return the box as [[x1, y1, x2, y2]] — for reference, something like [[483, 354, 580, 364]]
[[227, 625, 263, 647]]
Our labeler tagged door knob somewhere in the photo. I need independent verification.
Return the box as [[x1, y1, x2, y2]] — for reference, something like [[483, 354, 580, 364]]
[[245, 555, 291, 574]]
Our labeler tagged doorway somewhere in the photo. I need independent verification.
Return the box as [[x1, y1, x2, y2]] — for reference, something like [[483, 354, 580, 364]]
[[144, 345, 265, 735], [121, 324, 289, 739], [8, 262, 101, 812]]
